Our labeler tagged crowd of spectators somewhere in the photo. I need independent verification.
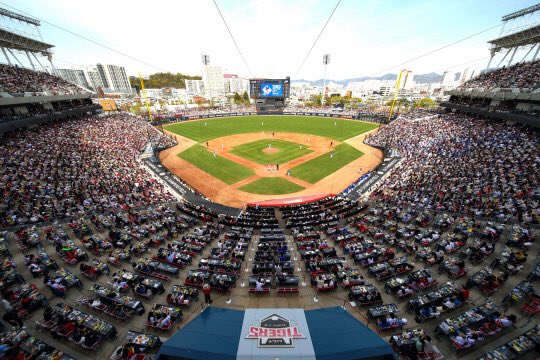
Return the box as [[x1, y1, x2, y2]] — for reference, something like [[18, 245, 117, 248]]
[[175, 106, 256, 117], [366, 113, 540, 223], [0, 64, 88, 97], [0, 113, 176, 227], [458, 60, 540, 91], [283, 105, 359, 116]]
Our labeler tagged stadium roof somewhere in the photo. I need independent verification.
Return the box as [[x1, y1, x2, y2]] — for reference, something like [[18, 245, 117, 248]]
[[0, 28, 54, 55], [0, 8, 40, 26], [488, 24, 540, 54], [502, 3, 540, 22]]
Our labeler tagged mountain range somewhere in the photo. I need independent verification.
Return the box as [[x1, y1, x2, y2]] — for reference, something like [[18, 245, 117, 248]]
[[292, 72, 460, 86]]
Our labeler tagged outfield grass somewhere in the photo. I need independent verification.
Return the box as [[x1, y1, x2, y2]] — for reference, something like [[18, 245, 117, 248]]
[[165, 116, 378, 142], [291, 143, 363, 184], [178, 144, 254, 184], [230, 139, 312, 165], [238, 177, 305, 195]]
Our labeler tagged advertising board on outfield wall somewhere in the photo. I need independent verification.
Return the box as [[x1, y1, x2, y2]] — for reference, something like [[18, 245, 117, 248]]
[[184, 112, 353, 120]]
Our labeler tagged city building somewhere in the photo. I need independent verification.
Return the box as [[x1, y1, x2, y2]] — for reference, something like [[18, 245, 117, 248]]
[[379, 85, 392, 97], [202, 65, 224, 98], [440, 70, 455, 87], [185, 79, 205, 96], [224, 74, 249, 95], [401, 70, 414, 90], [86, 63, 133, 93], [54, 68, 91, 90], [140, 88, 163, 99]]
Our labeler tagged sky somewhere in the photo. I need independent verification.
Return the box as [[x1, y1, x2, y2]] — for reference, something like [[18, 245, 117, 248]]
[[1, 0, 539, 80]]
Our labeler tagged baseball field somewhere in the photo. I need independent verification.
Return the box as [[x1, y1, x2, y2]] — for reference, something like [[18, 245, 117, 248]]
[[161, 115, 382, 207]]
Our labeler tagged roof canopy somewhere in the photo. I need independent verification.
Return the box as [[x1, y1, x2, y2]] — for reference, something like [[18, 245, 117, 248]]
[[156, 306, 398, 360], [488, 24, 540, 54], [157, 307, 244, 360], [305, 307, 397, 360], [0, 28, 54, 55]]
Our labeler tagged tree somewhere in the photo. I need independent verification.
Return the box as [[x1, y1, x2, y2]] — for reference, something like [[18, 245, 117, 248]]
[[242, 91, 250, 105], [194, 97, 206, 107], [398, 98, 410, 106], [129, 72, 202, 89], [417, 97, 435, 108], [350, 97, 362, 108], [233, 92, 242, 105], [129, 102, 143, 115], [329, 95, 344, 106], [312, 94, 323, 106]]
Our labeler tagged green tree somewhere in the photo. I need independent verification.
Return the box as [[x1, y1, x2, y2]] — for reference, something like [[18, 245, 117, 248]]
[[129, 102, 143, 115], [129, 72, 202, 89], [242, 91, 250, 105], [350, 97, 362, 108], [312, 94, 323, 106], [233, 92, 242, 105], [329, 95, 344, 106], [417, 97, 435, 108], [398, 98, 411, 107]]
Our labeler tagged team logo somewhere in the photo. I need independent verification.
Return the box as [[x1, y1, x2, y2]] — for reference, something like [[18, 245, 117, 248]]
[[246, 314, 305, 348]]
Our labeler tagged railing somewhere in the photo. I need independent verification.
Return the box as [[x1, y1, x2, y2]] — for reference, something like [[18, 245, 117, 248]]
[[440, 102, 540, 127], [0, 104, 101, 133]]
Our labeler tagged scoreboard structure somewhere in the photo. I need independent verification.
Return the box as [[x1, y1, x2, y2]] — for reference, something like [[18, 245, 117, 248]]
[[249, 77, 290, 111]]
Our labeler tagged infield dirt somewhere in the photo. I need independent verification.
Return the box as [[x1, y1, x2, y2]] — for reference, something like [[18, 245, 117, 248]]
[[160, 129, 382, 208]]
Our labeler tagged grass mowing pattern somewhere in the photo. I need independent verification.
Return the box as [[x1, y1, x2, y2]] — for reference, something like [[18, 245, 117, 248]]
[[291, 143, 363, 184], [178, 144, 254, 185], [238, 177, 305, 195], [230, 139, 312, 165], [165, 116, 378, 142]]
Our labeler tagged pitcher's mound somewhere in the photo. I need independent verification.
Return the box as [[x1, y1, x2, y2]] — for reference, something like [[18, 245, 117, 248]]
[[263, 147, 279, 154]]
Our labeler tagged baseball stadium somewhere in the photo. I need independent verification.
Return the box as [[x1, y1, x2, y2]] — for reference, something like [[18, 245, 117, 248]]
[[0, 1, 539, 360]]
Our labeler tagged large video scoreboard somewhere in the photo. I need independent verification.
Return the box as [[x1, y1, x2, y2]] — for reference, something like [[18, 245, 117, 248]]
[[250, 77, 290, 99]]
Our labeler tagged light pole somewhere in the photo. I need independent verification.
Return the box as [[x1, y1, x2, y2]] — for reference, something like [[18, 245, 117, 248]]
[[322, 54, 330, 107]]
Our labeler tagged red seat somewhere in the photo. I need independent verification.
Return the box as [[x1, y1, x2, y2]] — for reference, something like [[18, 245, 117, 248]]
[[277, 287, 299, 294], [451, 268, 467, 279], [451, 340, 470, 350], [151, 272, 170, 281], [146, 321, 173, 331], [38, 319, 57, 329], [522, 302, 540, 316], [249, 288, 270, 295]]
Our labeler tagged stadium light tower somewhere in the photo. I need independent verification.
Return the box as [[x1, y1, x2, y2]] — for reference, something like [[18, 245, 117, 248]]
[[322, 54, 330, 104], [0, 7, 54, 70], [202, 54, 210, 65]]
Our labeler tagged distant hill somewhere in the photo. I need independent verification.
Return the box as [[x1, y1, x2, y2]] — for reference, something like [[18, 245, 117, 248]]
[[129, 72, 202, 91], [293, 72, 444, 86]]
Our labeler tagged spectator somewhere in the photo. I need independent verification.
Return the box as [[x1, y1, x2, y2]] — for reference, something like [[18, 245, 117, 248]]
[[202, 283, 212, 305]]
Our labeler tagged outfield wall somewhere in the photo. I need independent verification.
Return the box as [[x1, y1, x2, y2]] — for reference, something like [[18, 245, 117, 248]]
[[184, 111, 354, 120]]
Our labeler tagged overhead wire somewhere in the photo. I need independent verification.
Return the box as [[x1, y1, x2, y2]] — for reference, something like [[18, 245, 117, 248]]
[[293, 0, 342, 78], [369, 23, 504, 76], [0, 1, 165, 71], [212, 0, 254, 77]]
